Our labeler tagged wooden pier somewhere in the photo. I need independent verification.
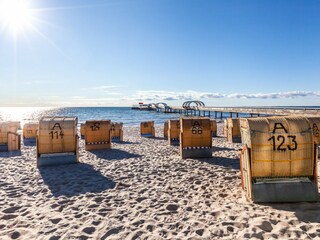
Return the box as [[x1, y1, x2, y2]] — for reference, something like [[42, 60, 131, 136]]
[[133, 101, 320, 119]]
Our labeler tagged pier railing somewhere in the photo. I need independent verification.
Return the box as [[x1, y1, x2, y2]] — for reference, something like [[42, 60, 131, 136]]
[[132, 102, 320, 118]]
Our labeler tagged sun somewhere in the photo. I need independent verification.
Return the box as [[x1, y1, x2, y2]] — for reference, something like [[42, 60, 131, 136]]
[[0, 0, 34, 36]]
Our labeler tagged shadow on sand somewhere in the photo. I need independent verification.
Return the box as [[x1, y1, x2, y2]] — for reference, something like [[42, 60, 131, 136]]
[[212, 146, 236, 152], [23, 139, 36, 147], [261, 201, 320, 224], [39, 163, 116, 197], [0, 150, 22, 158], [89, 148, 143, 161], [198, 156, 240, 170], [114, 141, 139, 145]]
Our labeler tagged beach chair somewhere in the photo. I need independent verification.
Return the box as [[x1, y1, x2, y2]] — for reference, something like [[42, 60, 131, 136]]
[[85, 120, 112, 150], [307, 117, 320, 158], [140, 121, 155, 138], [23, 123, 38, 143], [239, 116, 319, 202], [180, 117, 212, 159], [227, 118, 241, 143], [111, 122, 123, 142], [168, 119, 180, 145], [210, 119, 217, 137], [0, 122, 21, 152], [164, 121, 168, 139], [80, 123, 86, 139], [223, 119, 228, 137], [37, 117, 79, 167]]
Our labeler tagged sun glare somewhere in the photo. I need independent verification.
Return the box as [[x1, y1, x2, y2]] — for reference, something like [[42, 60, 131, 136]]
[[0, 0, 34, 35]]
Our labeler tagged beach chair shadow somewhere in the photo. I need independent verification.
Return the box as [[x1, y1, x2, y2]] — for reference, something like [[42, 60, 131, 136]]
[[114, 141, 139, 145], [0, 150, 22, 158], [153, 137, 166, 140], [39, 163, 116, 197], [23, 139, 36, 146], [261, 202, 320, 224], [89, 148, 143, 160], [198, 156, 240, 170], [212, 146, 235, 152]]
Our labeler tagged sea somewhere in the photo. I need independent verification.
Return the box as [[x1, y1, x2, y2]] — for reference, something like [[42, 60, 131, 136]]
[[0, 107, 319, 127]]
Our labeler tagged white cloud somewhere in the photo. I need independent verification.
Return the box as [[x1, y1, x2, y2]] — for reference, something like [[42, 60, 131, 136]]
[[227, 91, 320, 99], [133, 90, 225, 101], [130, 90, 320, 101]]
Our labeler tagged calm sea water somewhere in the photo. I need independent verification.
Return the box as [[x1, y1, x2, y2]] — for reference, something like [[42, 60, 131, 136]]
[[0, 107, 181, 126], [0, 107, 319, 126]]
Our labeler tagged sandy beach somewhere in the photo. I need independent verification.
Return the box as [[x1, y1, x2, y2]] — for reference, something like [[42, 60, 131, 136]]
[[1, 122, 320, 239]]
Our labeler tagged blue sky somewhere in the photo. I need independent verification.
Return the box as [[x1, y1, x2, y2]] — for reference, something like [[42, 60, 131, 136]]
[[0, 0, 320, 107]]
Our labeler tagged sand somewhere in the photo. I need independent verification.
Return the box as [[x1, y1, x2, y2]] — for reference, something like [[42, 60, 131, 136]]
[[1, 122, 320, 239]]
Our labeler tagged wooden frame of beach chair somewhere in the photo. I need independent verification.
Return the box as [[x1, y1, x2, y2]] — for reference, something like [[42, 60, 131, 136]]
[[210, 119, 217, 137], [37, 117, 79, 167], [0, 122, 21, 152], [80, 123, 86, 139], [85, 120, 112, 150], [168, 119, 180, 145], [111, 122, 123, 142], [180, 117, 212, 159], [227, 118, 241, 143], [140, 121, 155, 138], [164, 121, 168, 139], [239, 116, 319, 203]]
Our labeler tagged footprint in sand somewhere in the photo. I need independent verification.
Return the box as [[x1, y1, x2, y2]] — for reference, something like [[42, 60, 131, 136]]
[[166, 204, 179, 212], [11, 231, 21, 239], [50, 218, 62, 224], [3, 206, 22, 214], [82, 226, 95, 235]]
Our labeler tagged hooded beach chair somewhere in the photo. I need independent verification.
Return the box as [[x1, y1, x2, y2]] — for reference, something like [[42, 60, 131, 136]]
[[140, 121, 155, 138], [210, 119, 217, 137], [37, 117, 79, 167], [85, 120, 112, 150], [239, 116, 319, 202], [111, 122, 123, 142], [0, 122, 20, 152], [180, 117, 212, 159], [23, 122, 38, 143], [168, 119, 180, 145], [227, 118, 241, 143]]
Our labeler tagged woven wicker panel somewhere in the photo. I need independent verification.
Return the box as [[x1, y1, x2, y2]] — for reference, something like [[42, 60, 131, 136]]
[[140, 121, 154, 135], [210, 119, 217, 134], [85, 120, 111, 144], [241, 116, 314, 178], [307, 117, 320, 144], [8, 133, 20, 151], [23, 123, 38, 139], [0, 122, 19, 144], [111, 122, 123, 138], [168, 120, 180, 139], [180, 117, 211, 148], [38, 117, 78, 154], [227, 118, 241, 135], [164, 121, 168, 138], [80, 124, 86, 136], [223, 119, 228, 136]]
